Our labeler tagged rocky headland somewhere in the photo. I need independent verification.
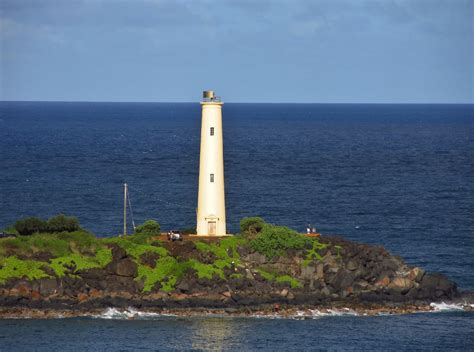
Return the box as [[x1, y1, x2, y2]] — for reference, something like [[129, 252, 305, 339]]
[[0, 217, 471, 318]]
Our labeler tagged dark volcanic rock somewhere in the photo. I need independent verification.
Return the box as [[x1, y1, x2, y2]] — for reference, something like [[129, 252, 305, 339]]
[[140, 252, 160, 268], [0, 235, 462, 311], [109, 244, 127, 260], [419, 273, 457, 299], [39, 278, 59, 296], [106, 256, 138, 278], [115, 258, 137, 277]]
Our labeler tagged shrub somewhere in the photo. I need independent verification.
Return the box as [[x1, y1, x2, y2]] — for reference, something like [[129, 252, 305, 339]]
[[14, 217, 47, 236], [13, 215, 80, 236], [135, 220, 160, 236], [240, 217, 266, 234], [47, 214, 80, 233], [250, 224, 311, 259]]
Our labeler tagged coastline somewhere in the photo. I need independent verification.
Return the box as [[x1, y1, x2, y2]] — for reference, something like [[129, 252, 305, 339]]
[[1, 299, 473, 320], [0, 225, 468, 319]]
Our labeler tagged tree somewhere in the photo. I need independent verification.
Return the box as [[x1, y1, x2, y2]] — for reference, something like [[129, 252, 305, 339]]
[[240, 217, 266, 234], [135, 220, 161, 235], [14, 217, 47, 236], [47, 214, 80, 233]]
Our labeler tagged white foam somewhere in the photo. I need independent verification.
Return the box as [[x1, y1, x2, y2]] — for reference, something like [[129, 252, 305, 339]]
[[290, 308, 359, 319], [88, 302, 472, 320], [429, 302, 465, 312], [93, 307, 174, 320]]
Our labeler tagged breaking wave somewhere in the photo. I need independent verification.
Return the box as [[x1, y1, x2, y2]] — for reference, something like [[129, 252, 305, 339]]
[[429, 302, 471, 312], [90, 303, 472, 320], [93, 308, 177, 320], [92, 307, 361, 320]]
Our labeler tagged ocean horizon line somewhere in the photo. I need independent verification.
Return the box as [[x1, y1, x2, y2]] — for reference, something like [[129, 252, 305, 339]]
[[1, 100, 473, 105]]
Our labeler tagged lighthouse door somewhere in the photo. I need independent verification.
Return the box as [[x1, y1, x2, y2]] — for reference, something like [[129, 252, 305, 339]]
[[208, 221, 216, 236]]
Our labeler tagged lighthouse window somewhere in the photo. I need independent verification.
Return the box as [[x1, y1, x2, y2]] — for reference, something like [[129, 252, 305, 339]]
[[210, 174, 214, 183], [210, 127, 215, 136]]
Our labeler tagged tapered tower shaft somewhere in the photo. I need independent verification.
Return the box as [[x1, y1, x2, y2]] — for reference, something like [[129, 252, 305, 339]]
[[196, 91, 226, 236]]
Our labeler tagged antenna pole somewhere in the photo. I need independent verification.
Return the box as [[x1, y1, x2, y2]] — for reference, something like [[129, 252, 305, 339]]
[[123, 183, 127, 237]]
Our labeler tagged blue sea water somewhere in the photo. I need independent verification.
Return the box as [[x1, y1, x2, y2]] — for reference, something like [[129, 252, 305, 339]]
[[0, 102, 473, 351]]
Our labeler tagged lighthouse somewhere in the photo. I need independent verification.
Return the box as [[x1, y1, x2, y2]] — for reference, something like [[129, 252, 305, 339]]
[[196, 90, 227, 236]]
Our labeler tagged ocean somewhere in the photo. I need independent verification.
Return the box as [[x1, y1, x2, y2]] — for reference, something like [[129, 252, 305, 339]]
[[0, 102, 473, 351]]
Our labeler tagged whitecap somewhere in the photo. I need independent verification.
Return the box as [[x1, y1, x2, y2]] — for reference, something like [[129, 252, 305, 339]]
[[429, 302, 465, 312], [93, 307, 172, 320]]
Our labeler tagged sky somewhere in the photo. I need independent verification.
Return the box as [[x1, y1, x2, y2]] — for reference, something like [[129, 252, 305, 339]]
[[0, 0, 472, 103]]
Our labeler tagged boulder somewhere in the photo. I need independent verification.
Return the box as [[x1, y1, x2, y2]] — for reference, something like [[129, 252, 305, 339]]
[[115, 258, 137, 277], [420, 273, 457, 298], [388, 277, 413, 294], [408, 267, 425, 282], [176, 281, 190, 293], [110, 244, 127, 260]]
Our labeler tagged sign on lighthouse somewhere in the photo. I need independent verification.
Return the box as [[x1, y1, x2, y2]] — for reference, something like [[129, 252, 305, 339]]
[[196, 91, 227, 236]]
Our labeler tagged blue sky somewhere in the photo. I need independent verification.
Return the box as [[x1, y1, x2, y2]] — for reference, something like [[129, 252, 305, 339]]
[[0, 0, 472, 103]]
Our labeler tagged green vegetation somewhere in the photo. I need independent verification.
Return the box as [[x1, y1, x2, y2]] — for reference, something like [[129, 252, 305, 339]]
[[195, 236, 243, 267], [134, 220, 161, 236], [0, 215, 338, 294], [255, 269, 302, 289], [0, 256, 50, 284], [49, 248, 113, 277], [275, 275, 302, 289], [104, 237, 167, 259], [0, 230, 100, 258], [46, 214, 80, 233], [14, 217, 47, 236], [14, 215, 80, 236], [0, 225, 114, 283], [188, 259, 225, 280], [240, 217, 265, 234], [303, 240, 329, 267], [249, 223, 311, 259], [256, 268, 275, 281], [137, 256, 189, 292]]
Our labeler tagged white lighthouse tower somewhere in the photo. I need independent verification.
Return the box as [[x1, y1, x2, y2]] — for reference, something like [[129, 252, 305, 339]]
[[196, 90, 227, 236]]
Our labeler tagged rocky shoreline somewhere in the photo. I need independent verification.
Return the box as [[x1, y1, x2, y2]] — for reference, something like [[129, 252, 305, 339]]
[[1, 234, 471, 319], [1, 298, 473, 320]]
